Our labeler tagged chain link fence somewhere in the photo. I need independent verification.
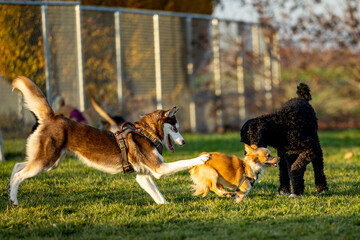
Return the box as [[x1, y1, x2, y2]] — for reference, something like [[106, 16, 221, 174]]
[[0, 1, 280, 138]]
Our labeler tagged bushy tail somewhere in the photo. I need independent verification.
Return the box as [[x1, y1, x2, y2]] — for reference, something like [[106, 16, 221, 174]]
[[296, 83, 312, 101], [189, 166, 211, 197], [12, 76, 54, 123]]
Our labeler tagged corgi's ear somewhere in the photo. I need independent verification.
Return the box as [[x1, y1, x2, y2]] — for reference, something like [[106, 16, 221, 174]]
[[165, 106, 178, 117], [250, 144, 258, 150], [244, 144, 254, 153]]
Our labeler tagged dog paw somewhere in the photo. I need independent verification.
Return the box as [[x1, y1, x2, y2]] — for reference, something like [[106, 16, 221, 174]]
[[227, 192, 237, 198], [316, 185, 328, 194], [235, 194, 245, 203], [288, 194, 301, 199], [224, 192, 236, 198], [277, 190, 290, 196], [277, 187, 290, 196], [157, 199, 169, 204], [9, 198, 18, 207], [198, 154, 211, 163]]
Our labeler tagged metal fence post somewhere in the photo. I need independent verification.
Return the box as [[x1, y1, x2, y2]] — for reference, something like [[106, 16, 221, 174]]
[[186, 17, 196, 132], [212, 18, 223, 132], [264, 33, 273, 109], [114, 11, 124, 113], [153, 14, 163, 110], [41, 4, 52, 106], [252, 24, 261, 91], [237, 24, 246, 123], [75, 4, 85, 111], [272, 32, 281, 88]]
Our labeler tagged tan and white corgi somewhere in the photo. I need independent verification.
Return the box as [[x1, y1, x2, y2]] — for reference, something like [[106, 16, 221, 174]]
[[189, 144, 279, 203], [8, 76, 209, 206]]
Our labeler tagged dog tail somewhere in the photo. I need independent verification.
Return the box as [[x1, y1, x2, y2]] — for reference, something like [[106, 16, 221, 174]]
[[90, 96, 119, 132], [189, 166, 211, 197], [12, 76, 54, 122], [296, 83, 312, 101]]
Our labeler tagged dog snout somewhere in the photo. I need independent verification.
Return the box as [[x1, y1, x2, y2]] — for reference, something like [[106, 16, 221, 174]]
[[270, 156, 280, 162], [175, 138, 185, 146]]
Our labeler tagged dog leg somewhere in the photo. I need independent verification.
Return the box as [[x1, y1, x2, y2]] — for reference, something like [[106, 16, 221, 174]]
[[10, 162, 28, 183], [151, 154, 210, 179], [9, 163, 45, 206], [277, 152, 294, 195], [136, 174, 168, 204], [289, 165, 306, 197], [47, 151, 66, 171], [213, 184, 234, 198], [210, 183, 231, 197], [310, 144, 328, 193], [235, 182, 251, 203], [291, 151, 311, 172], [8, 162, 28, 198]]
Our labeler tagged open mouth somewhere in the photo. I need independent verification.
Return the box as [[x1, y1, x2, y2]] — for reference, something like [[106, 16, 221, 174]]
[[167, 135, 175, 152], [265, 162, 278, 167]]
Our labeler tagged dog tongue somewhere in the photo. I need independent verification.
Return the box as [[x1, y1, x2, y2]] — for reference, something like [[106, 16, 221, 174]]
[[168, 135, 175, 152]]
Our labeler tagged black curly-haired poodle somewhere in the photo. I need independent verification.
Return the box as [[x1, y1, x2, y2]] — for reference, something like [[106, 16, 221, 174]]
[[240, 83, 328, 197]]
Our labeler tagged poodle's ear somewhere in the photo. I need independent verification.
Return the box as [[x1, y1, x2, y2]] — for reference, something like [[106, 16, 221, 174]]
[[244, 144, 255, 154]]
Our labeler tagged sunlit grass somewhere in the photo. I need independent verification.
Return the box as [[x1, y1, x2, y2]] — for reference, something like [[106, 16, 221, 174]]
[[1, 130, 359, 239]]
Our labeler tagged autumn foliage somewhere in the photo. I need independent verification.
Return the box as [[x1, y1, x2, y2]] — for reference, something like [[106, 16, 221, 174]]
[[0, 5, 45, 90]]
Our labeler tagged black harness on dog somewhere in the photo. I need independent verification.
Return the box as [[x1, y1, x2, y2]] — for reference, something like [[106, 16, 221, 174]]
[[235, 164, 257, 194], [114, 122, 163, 174]]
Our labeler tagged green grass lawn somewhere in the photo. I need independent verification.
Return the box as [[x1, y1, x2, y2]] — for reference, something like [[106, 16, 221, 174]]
[[1, 130, 359, 239]]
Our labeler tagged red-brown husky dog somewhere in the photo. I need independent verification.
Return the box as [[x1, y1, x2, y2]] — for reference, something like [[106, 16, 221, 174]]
[[9, 76, 209, 206]]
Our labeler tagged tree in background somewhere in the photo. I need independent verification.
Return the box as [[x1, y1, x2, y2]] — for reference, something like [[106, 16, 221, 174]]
[[0, 5, 45, 90], [81, 0, 216, 14], [237, 0, 360, 127], [0, 1, 216, 113]]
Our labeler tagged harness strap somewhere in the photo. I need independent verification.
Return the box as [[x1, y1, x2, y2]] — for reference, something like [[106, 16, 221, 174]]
[[235, 164, 257, 194], [119, 122, 163, 154], [136, 129, 163, 154], [114, 125, 135, 174], [114, 122, 164, 174]]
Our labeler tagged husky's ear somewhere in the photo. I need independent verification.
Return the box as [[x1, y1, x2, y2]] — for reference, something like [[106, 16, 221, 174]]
[[165, 106, 178, 117]]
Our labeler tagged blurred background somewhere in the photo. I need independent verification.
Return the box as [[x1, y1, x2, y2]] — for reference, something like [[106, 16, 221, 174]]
[[0, 0, 359, 139]]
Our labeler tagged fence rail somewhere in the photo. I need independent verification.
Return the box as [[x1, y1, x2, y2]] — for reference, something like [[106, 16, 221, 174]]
[[0, 1, 280, 136]]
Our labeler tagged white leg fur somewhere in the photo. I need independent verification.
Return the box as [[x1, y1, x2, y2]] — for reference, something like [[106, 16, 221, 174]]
[[151, 154, 210, 179], [136, 174, 168, 204], [9, 164, 44, 206], [10, 162, 28, 185]]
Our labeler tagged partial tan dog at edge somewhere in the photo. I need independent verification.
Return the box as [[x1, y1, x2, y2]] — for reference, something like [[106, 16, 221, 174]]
[[9, 76, 210, 206], [189, 144, 280, 203]]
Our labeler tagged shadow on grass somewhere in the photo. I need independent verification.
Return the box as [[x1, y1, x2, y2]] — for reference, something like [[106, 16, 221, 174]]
[[4, 151, 25, 161]]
